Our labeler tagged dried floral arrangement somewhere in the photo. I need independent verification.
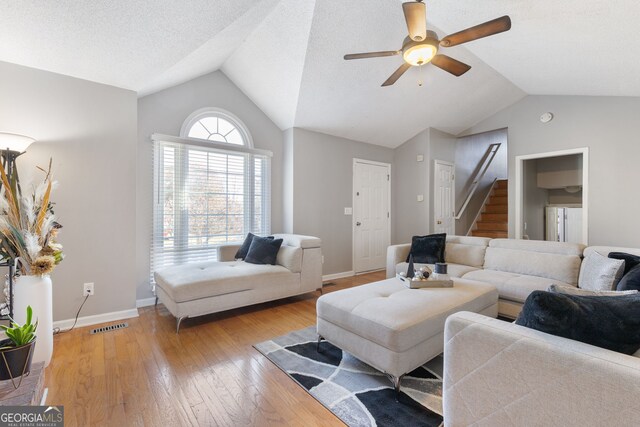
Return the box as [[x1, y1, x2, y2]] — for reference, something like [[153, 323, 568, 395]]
[[0, 159, 63, 276]]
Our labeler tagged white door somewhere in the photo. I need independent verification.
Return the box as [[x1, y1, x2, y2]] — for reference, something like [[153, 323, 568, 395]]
[[353, 160, 390, 273], [434, 161, 455, 234], [565, 208, 583, 244]]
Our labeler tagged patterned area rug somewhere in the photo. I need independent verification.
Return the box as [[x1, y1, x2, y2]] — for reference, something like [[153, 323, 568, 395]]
[[254, 326, 444, 427]]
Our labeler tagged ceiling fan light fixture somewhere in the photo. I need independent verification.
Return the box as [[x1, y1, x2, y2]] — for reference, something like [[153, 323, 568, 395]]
[[403, 43, 437, 66]]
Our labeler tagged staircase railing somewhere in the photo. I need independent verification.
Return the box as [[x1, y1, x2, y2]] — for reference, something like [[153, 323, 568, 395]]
[[455, 143, 501, 220], [466, 178, 498, 236]]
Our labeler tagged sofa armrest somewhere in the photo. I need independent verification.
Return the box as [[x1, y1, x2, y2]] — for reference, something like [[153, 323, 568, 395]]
[[386, 243, 410, 278], [443, 312, 640, 427], [216, 244, 241, 262]]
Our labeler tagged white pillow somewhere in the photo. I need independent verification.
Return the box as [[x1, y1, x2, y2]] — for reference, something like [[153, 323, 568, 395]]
[[578, 252, 625, 291], [548, 284, 637, 296]]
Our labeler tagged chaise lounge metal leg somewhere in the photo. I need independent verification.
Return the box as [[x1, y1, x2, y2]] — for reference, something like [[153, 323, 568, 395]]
[[154, 296, 159, 306], [176, 316, 187, 334], [316, 334, 323, 352], [318, 286, 323, 295]]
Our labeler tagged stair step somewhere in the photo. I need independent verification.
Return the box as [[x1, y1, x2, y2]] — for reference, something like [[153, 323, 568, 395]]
[[493, 188, 507, 197], [484, 204, 508, 214], [476, 222, 508, 231], [472, 230, 508, 238], [496, 180, 508, 189], [481, 213, 507, 222], [489, 196, 508, 205]]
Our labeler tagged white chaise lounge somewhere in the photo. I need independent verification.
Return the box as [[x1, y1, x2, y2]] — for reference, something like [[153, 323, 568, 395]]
[[154, 234, 322, 332]]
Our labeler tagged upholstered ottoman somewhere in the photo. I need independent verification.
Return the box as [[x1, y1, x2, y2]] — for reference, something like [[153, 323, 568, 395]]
[[316, 277, 498, 391]]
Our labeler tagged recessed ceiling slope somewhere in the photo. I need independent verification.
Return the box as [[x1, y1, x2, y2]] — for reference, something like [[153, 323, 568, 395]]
[[221, 0, 316, 130], [139, 0, 280, 96], [0, 0, 260, 90], [426, 0, 640, 96], [293, 0, 525, 147]]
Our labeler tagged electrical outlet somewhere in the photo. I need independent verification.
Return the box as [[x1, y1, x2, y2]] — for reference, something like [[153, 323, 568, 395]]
[[83, 282, 94, 296]]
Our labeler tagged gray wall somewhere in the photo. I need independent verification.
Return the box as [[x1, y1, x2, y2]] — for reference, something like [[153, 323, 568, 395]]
[[0, 61, 138, 321], [454, 128, 508, 235], [286, 128, 394, 275], [461, 95, 640, 247], [137, 71, 284, 299], [522, 159, 547, 241]]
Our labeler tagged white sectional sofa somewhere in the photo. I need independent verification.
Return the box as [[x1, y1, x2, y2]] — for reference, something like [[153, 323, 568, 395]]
[[154, 234, 322, 332], [443, 311, 640, 427], [387, 236, 585, 318]]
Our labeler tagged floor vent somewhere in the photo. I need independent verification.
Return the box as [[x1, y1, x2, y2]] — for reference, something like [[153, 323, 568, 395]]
[[90, 322, 128, 335]]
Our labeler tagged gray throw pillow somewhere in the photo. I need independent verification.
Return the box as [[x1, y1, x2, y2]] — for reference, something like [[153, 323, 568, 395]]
[[547, 284, 637, 296], [578, 252, 625, 291]]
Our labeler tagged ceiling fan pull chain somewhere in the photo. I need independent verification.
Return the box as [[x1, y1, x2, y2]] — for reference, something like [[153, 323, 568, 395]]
[[418, 63, 424, 87]]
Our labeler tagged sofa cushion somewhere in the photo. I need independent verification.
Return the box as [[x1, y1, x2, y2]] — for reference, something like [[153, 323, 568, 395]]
[[445, 236, 490, 268], [548, 284, 638, 296], [515, 290, 640, 355], [617, 264, 640, 292], [154, 261, 297, 303], [462, 269, 573, 303], [578, 251, 625, 291], [395, 262, 478, 278], [316, 278, 498, 353], [488, 238, 585, 256], [406, 233, 446, 264], [484, 246, 582, 285], [245, 236, 283, 265]]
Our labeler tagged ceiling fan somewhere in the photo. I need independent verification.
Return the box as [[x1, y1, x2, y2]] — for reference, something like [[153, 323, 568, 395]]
[[344, 0, 511, 86]]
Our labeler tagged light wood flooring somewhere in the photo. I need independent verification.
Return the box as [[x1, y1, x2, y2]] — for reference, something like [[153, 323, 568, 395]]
[[44, 270, 386, 426]]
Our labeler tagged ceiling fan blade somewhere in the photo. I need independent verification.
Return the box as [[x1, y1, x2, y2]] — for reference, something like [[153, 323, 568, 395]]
[[440, 15, 511, 47], [382, 63, 412, 87], [402, 1, 427, 41], [431, 55, 471, 77], [344, 51, 400, 60]]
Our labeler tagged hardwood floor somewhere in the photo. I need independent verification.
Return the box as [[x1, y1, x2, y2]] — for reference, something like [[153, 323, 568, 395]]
[[44, 270, 386, 426]]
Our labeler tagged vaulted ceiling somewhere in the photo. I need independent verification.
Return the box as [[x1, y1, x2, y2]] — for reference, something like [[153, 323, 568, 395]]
[[1, 1, 638, 147]]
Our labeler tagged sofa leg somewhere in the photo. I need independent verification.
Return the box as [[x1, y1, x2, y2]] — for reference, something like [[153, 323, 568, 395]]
[[316, 334, 323, 352], [390, 374, 404, 400], [318, 287, 323, 295], [154, 296, 159, 306], [176, 316, 188, 334]]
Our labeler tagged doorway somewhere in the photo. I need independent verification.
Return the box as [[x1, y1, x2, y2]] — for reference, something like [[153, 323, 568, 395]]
[[353, 159, 391, 273], [515, 148, 589, 245], [433, 160, 456, 234]]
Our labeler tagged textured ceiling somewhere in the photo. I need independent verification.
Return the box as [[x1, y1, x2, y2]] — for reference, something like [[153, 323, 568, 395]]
[[1, 1, 639, 146]]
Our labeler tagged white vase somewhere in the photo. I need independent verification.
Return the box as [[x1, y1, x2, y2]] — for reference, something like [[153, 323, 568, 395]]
[[12, 275, 53, 367]]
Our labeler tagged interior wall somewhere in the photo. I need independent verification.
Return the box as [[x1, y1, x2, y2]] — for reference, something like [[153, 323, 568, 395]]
[[287, 128, 394, 275], [137, 70, 284, 300], [0, 61, 138, 321], [454, 128, 508, 235], [461, 95, 640, 247], [522, 159, 548, 241]]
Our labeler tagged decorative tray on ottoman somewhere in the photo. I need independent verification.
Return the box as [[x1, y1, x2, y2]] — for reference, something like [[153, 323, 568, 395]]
[[396, 273, 453, 289]]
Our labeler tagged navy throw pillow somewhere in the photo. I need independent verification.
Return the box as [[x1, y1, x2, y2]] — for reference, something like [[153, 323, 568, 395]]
[[609, 252, 640, 275], [515, 290, 640, 355], [245, 236, 283, 265], [406, 233, 446, 264], [235, 233, 274, 260], [617, 264, 640, 292]]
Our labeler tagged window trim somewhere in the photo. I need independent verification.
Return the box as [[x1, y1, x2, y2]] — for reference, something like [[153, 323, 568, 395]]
[[151, 134, 272, 157], [180, 107, 255, 148]]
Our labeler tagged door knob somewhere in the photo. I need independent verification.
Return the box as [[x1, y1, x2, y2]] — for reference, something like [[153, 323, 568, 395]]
[[356, 222, 362, 226]]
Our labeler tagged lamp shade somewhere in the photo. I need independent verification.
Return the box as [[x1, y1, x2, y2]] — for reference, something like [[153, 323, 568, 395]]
[[0, 132, 35, 152]]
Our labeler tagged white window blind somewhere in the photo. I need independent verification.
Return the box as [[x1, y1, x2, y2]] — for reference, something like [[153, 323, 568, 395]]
[[151, 134, 271, 285]]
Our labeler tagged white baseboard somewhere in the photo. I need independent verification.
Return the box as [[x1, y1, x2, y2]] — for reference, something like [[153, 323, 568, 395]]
[[136, 297, 157, 308], [52, 308, 139, 331], [322, 271, 354, 282]]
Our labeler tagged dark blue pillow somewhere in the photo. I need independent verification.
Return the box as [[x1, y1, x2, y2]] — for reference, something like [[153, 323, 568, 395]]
[[406, 233, 446, 264], [617, 264, 640, 292], [515, 290, 640, 355], [235, 233, 274, 260], [245, 236, 283, 265], [609, 252, 640, 275]]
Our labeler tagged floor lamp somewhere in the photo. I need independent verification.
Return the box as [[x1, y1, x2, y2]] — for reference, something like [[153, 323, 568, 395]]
[[0, 132, 35, 319]]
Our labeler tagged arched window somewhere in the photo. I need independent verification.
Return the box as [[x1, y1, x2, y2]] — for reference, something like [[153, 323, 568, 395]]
[[180, 108, 253, 147], [151, 108, 270, 277]]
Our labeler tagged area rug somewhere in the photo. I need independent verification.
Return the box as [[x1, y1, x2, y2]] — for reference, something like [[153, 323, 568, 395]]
[[254, 326, 444, 427]]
